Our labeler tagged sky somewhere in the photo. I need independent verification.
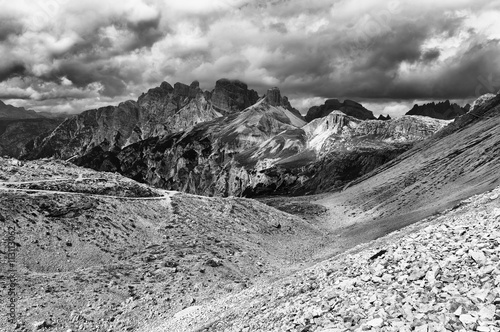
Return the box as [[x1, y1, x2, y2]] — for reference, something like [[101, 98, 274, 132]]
[[1, 0, 500, 117]]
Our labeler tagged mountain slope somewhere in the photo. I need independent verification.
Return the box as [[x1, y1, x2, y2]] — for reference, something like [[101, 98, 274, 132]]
[[22, 82, 226, 160], [240, 113, 450, 196], [146, 184, 500, 332], [0, 157, 327, 332], [0, 100, 43, 119], [315, 93, 500, 233], [0, 118, 63, 157]]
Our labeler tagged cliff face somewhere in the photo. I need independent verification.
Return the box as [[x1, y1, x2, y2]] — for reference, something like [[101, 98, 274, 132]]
[[0, 118, 63, 157], [405, 100, 469, 120], [74, 88, 308, 197], [305, 99, 376, 122], [210, 79, 259, 115], [23, 79, 263, 159]]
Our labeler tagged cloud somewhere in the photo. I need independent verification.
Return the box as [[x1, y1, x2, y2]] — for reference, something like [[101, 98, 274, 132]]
[[1, 0, 500, 117]]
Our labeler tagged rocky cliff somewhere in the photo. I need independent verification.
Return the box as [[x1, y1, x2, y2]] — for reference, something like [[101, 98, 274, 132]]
[[22, 79, 264, 160], [74, 88, 308, 197], [0, 118, 63, 157], [305, 98, 376, 122], [405, 100, 469, 120], [210, 79, 259, 115]]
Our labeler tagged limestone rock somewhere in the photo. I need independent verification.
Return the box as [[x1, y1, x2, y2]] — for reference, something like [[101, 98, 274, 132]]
[[210, 78, 259, 114], [406, 100, 468, 120]]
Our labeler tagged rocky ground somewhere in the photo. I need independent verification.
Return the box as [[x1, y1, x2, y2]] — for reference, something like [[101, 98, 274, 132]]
[[147, 186, 500, 332], [0, 158, 333, 332]]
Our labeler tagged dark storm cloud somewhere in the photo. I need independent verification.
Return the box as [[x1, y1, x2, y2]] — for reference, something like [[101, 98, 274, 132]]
[[47, 61, 127, 97], [422, 49, 441, 62], [1, 0, 500, 116], [0, 18, 23, 41], [0, 63, 26, 81]]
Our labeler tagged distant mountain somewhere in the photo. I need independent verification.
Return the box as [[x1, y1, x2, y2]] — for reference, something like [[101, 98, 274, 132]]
[[0, 100, 43, 119], [23, 79, 448, 197], [305, 99, 376, 122], [242, 112, 450, 195], [318, 92, 500, 230], [72, 87, 308, 196], [22, 79, 264, 160], [73, 99, 447, 197], [405, 100, 470, 120]]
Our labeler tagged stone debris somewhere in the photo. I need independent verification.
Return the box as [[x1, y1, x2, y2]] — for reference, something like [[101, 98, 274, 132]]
[[157, 186, 500, 332]]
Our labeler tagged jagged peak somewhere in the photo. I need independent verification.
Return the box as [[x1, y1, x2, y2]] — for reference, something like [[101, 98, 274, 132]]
[[265, 87, 282, 106], [138, 81, 174, 101]]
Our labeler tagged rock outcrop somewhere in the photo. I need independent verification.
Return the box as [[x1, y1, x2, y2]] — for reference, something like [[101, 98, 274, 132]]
[[305, 98, 376, 122], [23, 81, 226, 159], [23, 79, 271, 160], [406, 100, 469, 120], [0, 118, 63, 157], [210, 79, 259, 115]]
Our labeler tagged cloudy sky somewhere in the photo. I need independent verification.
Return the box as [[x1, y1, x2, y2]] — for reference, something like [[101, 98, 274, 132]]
[[1, 0, 500, 117]]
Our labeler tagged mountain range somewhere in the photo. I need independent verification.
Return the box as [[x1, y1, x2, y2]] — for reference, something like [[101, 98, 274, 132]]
[[0, 100, 42, 119], [405, 100, 470, 120], [21, 79, 452, 197]]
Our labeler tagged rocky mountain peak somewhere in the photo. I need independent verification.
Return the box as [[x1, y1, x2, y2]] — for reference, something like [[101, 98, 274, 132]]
[[266, 87, 282, 106], [138, 81, 173, 101], [190, 80, 200, 89], [343, 99, 363, 108], [173, 82, 190, 97], [210, 78, 259, 114]]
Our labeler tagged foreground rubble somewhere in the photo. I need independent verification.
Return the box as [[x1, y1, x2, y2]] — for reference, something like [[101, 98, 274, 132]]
[[151, 186, 500, 332]]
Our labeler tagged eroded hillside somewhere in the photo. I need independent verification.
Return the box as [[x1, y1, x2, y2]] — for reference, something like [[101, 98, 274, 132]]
[[0, 158, 329, 332]]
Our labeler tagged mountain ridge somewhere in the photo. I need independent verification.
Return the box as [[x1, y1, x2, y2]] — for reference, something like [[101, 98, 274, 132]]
[[0, 100, 44, 119], [405, 100, 470, 120]]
